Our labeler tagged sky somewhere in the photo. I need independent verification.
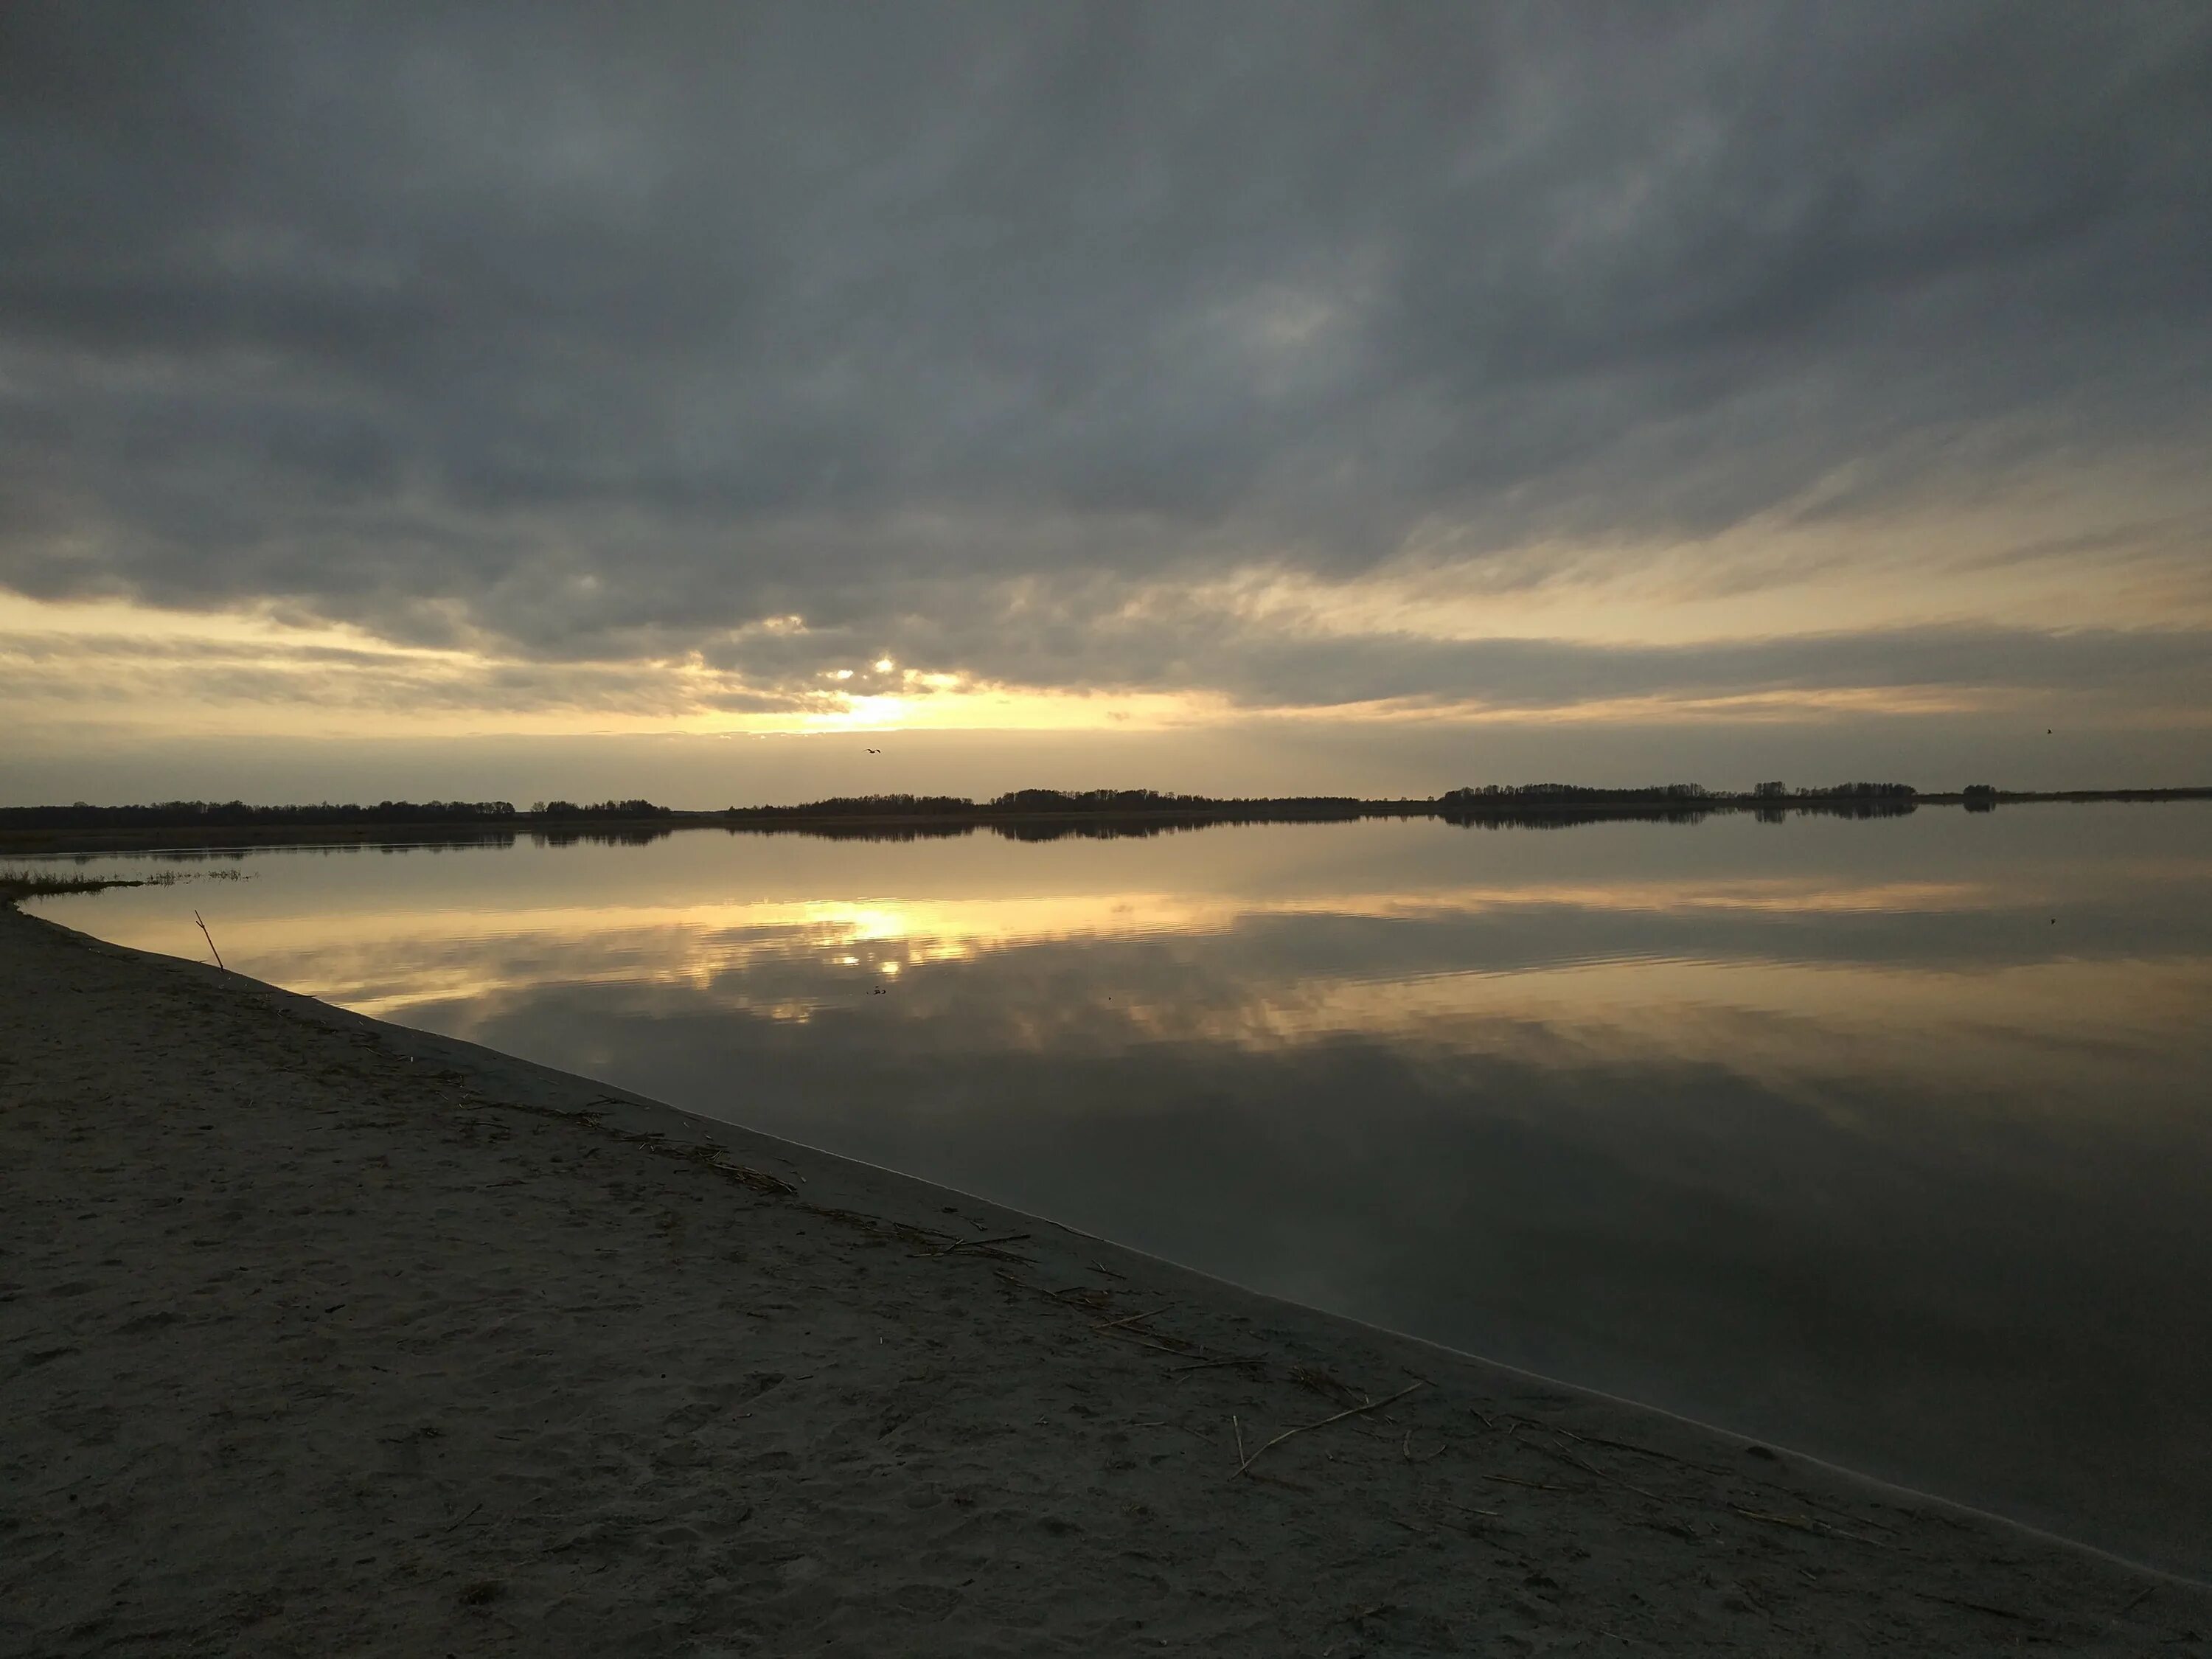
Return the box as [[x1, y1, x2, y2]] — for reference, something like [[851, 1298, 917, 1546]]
[[4, 1, 2209, 805]]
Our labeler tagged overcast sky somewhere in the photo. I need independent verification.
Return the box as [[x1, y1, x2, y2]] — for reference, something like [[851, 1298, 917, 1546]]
[[4, 2, 2208, 801]]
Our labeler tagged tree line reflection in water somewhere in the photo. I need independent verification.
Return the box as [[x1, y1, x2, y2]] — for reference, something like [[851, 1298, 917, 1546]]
[[32, 799, 1930, 865]]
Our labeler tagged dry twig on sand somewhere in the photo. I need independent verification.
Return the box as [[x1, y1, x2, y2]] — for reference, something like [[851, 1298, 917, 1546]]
[[1547, 1441, 1664, 1503], [1732, 1506, 1894, 1550], [1290, 1365, 1370, 1410], [710, 1161, 796, 1197], [1093, 1304, 1172, 1332], [1913, 1590, 2037, 1624], [1170, 1355, 1261, 1377], [1095, 1326, 1197, 1357], [1231, 1381, 1428, 1479]]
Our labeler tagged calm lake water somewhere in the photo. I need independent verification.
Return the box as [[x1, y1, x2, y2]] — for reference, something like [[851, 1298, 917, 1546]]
[[28, 804, 2212, 1576]]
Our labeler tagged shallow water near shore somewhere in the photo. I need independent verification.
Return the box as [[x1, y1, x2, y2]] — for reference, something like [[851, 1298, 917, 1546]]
[[27, 801, 2212, 1576]]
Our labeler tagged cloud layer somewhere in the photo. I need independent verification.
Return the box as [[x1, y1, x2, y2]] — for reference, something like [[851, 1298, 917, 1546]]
[[3, 1, 2208, 721]]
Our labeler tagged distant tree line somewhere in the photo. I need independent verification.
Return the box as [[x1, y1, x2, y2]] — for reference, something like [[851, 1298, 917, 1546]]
[[529, 799, 674, 819], [1443, 781, 1919, 804], [0, 799, 522, 829], [21, 780, 2107, 843], [0, 799, 681, 830], [991, 787, 1223, 813], [731, 793, 979, 818], [729, 789, 1382, 820]]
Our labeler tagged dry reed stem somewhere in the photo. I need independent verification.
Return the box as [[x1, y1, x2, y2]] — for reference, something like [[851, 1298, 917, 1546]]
[[194, 910, 226, 971], [1231, 1380, 1428, 1479], [1092, 1304, 1171, 1332]]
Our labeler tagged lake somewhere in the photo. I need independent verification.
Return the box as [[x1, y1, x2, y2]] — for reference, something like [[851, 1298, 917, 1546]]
[[26, 802, 2212, 1576]]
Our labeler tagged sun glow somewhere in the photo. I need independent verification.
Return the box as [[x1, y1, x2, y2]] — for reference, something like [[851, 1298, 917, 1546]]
[[6, 529, 2208, 760]]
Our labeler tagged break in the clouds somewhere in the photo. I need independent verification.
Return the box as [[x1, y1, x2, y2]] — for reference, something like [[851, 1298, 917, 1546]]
[[2, 1, 2209, 732]]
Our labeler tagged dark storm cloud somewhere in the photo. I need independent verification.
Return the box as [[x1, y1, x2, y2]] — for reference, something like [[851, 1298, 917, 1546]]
[[2, 1, 2208, 700]]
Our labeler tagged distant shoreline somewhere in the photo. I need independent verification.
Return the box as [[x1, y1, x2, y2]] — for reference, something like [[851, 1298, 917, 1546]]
[[2, 786, 2207, 856]]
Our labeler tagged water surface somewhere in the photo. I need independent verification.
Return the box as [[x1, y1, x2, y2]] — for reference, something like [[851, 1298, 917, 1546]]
[[30, 804, 2212, 1575]]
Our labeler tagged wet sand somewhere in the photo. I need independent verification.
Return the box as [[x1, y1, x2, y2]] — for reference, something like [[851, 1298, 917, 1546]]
[[3, 903, 2205, 1655]]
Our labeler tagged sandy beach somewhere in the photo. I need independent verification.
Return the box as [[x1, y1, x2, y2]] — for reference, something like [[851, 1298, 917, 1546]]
[[3, 902, 2205, 1656]]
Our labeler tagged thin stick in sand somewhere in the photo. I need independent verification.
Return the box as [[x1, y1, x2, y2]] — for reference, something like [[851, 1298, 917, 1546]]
[[1231, 1380, 1428, 1479], [1549, 1442, 1663, 1503], [1096, 1326, 1197, 1357], [1732, 1505, 1894, 1550], [1093, 1304, 1172, 1332], [193, 911, 226, 972], [1445, 1499, 1503, 1520]]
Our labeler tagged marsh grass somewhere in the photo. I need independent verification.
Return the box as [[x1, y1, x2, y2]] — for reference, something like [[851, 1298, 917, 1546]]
[[0, 864, 251, 902], [3, 860, 260, 905], [0, 867, 146, 902]]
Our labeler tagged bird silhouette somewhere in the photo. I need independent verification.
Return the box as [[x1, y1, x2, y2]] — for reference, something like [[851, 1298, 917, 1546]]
[[867, 747, 881, 754]]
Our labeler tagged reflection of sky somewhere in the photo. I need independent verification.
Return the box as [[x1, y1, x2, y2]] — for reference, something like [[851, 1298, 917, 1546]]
[[31, 805, 2212, 1575]]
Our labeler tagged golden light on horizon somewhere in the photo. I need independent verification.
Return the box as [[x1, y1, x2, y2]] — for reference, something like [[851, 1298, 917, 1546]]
[[6, 536, 2210, 770]]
